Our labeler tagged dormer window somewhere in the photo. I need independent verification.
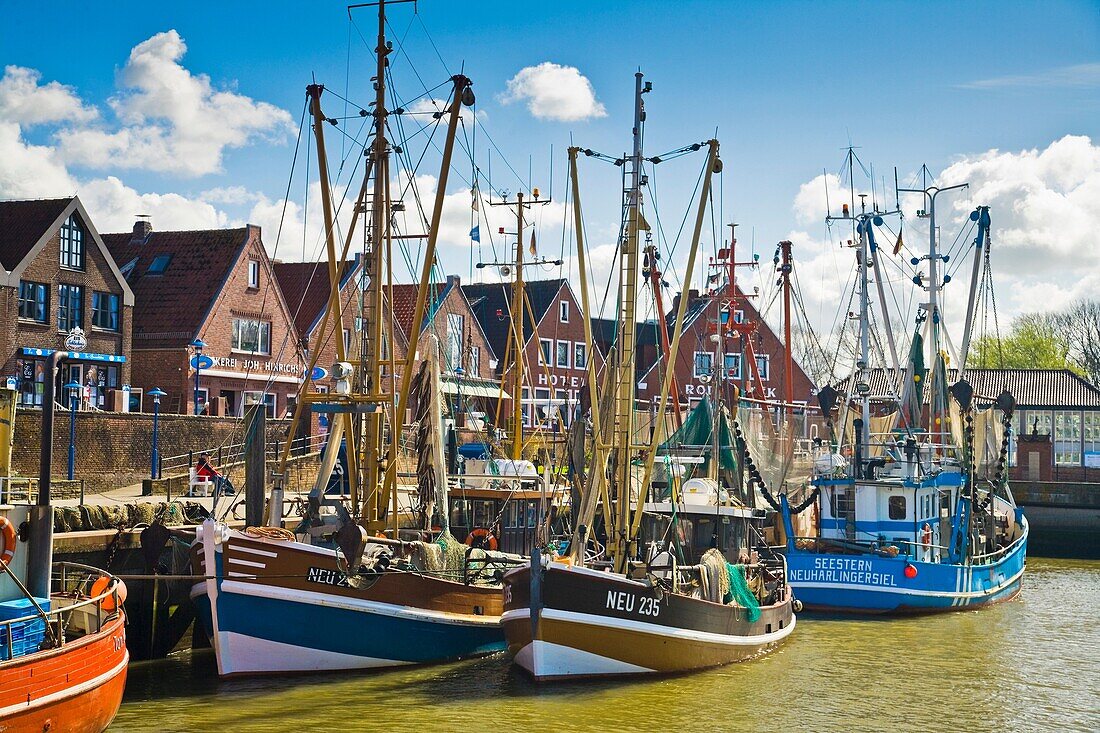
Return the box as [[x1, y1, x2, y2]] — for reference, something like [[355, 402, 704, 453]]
[[59, 214, 85, 270]]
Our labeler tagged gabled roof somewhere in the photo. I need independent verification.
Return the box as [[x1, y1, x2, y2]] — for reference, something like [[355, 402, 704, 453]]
[[0, 196, 134, 304], [103, 226, 253, 348], [462, 278, 567, 358], [838, 367, 1100, 409], [0, 198, 72, 271], [273, 257, 362, 338], [391, 277, 455, 342]]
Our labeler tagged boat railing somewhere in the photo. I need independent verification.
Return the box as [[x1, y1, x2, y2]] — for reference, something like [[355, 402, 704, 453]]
[[1, 562, 122, 662]]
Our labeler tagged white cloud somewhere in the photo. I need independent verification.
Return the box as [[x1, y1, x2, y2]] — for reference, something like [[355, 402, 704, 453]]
[[81, 176, 228, 232], [56, 30, 295, 177], [960, 62, 1100, 90], [0, 121, 77, 198], [0, 66, 98, 126], [499, 62, 606, 122], [775, 135, 1100, 380]]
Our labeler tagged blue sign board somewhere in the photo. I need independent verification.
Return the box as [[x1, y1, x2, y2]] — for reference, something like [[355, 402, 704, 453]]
[[311, 366, 328, 381], [190, 354, 215, 370]]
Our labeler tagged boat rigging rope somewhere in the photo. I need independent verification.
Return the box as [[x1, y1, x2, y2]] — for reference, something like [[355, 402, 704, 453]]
[[244, 526, 296, 541]]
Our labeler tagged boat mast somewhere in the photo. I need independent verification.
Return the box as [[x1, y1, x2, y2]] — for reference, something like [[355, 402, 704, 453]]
[[511, 195, 526, 460], [610, 72, 647, 570], [361, 0, 392, 529], [897, 179, 968, 440], [779, 239, 794, 408]]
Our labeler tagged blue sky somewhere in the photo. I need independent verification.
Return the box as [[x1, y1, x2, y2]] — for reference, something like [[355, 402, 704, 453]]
[[2, 0, 1098, 339]]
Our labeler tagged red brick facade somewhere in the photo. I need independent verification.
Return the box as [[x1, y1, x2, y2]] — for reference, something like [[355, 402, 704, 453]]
[[637, 284, 816, 409], [0, 197, 133, 411], [104, 223, 302, 416]]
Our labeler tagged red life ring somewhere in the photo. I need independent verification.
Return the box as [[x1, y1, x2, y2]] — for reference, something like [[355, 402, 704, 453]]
[[0, 516, 16, 565], [465, 528, 498, 552]]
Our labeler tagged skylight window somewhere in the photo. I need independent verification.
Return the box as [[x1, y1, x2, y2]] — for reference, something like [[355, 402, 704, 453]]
[[148, 254, 172, 274]]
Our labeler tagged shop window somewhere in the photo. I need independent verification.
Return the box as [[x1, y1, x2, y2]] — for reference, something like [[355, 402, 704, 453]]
[[694, 351, 713, 378], [18, 281, 48, 322], [19, 359, 45, 407], [888, 495, 907, 520], [147, 254, 171, 275], [248, 260, 260, 288], [232, 318, 271, 355], [574, 342, 587, 370], [242, 390, 276, 418], [59, 214, 85, 270], [556, 340, 570, 368], [534, 388, 551, 427], [1083, 411, 1100, 468], [92, 291, 120, 331], [57, 284, 83, 331]]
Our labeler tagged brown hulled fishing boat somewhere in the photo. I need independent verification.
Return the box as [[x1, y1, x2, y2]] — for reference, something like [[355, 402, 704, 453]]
[[502, 72, 795, 681]]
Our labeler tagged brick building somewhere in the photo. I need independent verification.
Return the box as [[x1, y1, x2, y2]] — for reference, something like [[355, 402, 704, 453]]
[[0, 197, 133, 410], [628, 284, 816, 409], [103, 221, 302, 416], [463, 278, 602, 431]]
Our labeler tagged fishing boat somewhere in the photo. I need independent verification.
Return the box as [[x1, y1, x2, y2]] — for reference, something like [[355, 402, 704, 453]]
[[778, 176, 1028, 613], [502, 73, 795, 681], [0, 374, 127, 732], [191, 0, 519, 676]]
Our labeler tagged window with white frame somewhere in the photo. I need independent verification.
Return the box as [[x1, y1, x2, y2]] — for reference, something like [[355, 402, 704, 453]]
[[1082, 411, 1100, 468], [243, 391, 276, 419], [535, 388, 552, 426], [521, 386, 532, 427], [539, 338, 552, 365], [342, 329, 351, 354], [574, 342, 587, 370], [559, 300, 569, 323], [724, 352, 741, 380], [59, 214, 85, 270], [248, 260, 260, 288], [447, 313, 465, 369], [694, 351, 713, 378], [232, 318, 271, 354], [469, 345, 480, 375], [756, 354, 770, 380], [556, 340, 570, 368], [1054, 410, 1082, 466]]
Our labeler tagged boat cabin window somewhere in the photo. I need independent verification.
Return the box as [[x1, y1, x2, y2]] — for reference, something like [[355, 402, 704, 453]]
[[888, 495, 907, 520], [473, 500, 494, 528], [834, 489, 854, 518], [526, 500, 538, 528], [450, 499, 470, 527]]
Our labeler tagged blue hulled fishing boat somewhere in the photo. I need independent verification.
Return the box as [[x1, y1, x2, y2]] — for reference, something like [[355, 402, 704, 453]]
[[775, 175, 1027, 614]]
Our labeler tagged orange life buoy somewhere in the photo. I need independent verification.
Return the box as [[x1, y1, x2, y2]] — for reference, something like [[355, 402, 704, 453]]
[[0, 516, 16, 566], [90, 575, 126, 613], [464, 528, 498, 552]]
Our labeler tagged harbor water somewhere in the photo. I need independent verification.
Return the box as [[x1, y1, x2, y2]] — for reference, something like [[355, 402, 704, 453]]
[[115, 558, 1098, 732]]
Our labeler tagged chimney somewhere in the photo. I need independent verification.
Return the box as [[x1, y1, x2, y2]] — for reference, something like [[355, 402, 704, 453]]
[[131, 217, 153, 244], [668, 288, 700, 319]]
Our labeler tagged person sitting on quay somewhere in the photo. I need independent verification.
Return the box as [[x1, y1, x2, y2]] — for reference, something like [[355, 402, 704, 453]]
[[196, 453, 235, 495]]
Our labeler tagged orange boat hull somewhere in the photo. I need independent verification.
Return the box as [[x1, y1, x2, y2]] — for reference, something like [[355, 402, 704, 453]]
[[0, 614, 127, 733]]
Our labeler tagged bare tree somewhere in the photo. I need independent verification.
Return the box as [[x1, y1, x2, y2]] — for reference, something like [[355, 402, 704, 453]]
[[1054, 300, 1100, 384]]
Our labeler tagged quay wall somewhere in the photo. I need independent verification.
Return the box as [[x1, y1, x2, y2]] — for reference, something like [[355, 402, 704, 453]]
[[11, 408, 293, 493], [1013, 480, 1100, 559]]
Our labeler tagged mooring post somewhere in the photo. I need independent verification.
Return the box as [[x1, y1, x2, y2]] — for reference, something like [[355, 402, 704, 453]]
[[244, 403, 265, 526]]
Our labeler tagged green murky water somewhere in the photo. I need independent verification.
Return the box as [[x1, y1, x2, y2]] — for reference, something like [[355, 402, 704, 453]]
[[113, 558, 1099, 732]]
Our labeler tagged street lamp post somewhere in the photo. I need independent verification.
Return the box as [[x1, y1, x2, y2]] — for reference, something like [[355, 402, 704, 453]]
[[65, 380, 80, 481], [190, 338, 206, 415], [149, 387, 166, 479]]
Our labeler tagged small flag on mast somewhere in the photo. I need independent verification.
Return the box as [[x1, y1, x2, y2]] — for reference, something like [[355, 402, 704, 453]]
[[893, 225, 904, 255], [470, 225, 480, 243], [529, 229, 537, 256], [471, 186, 479, 212]]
